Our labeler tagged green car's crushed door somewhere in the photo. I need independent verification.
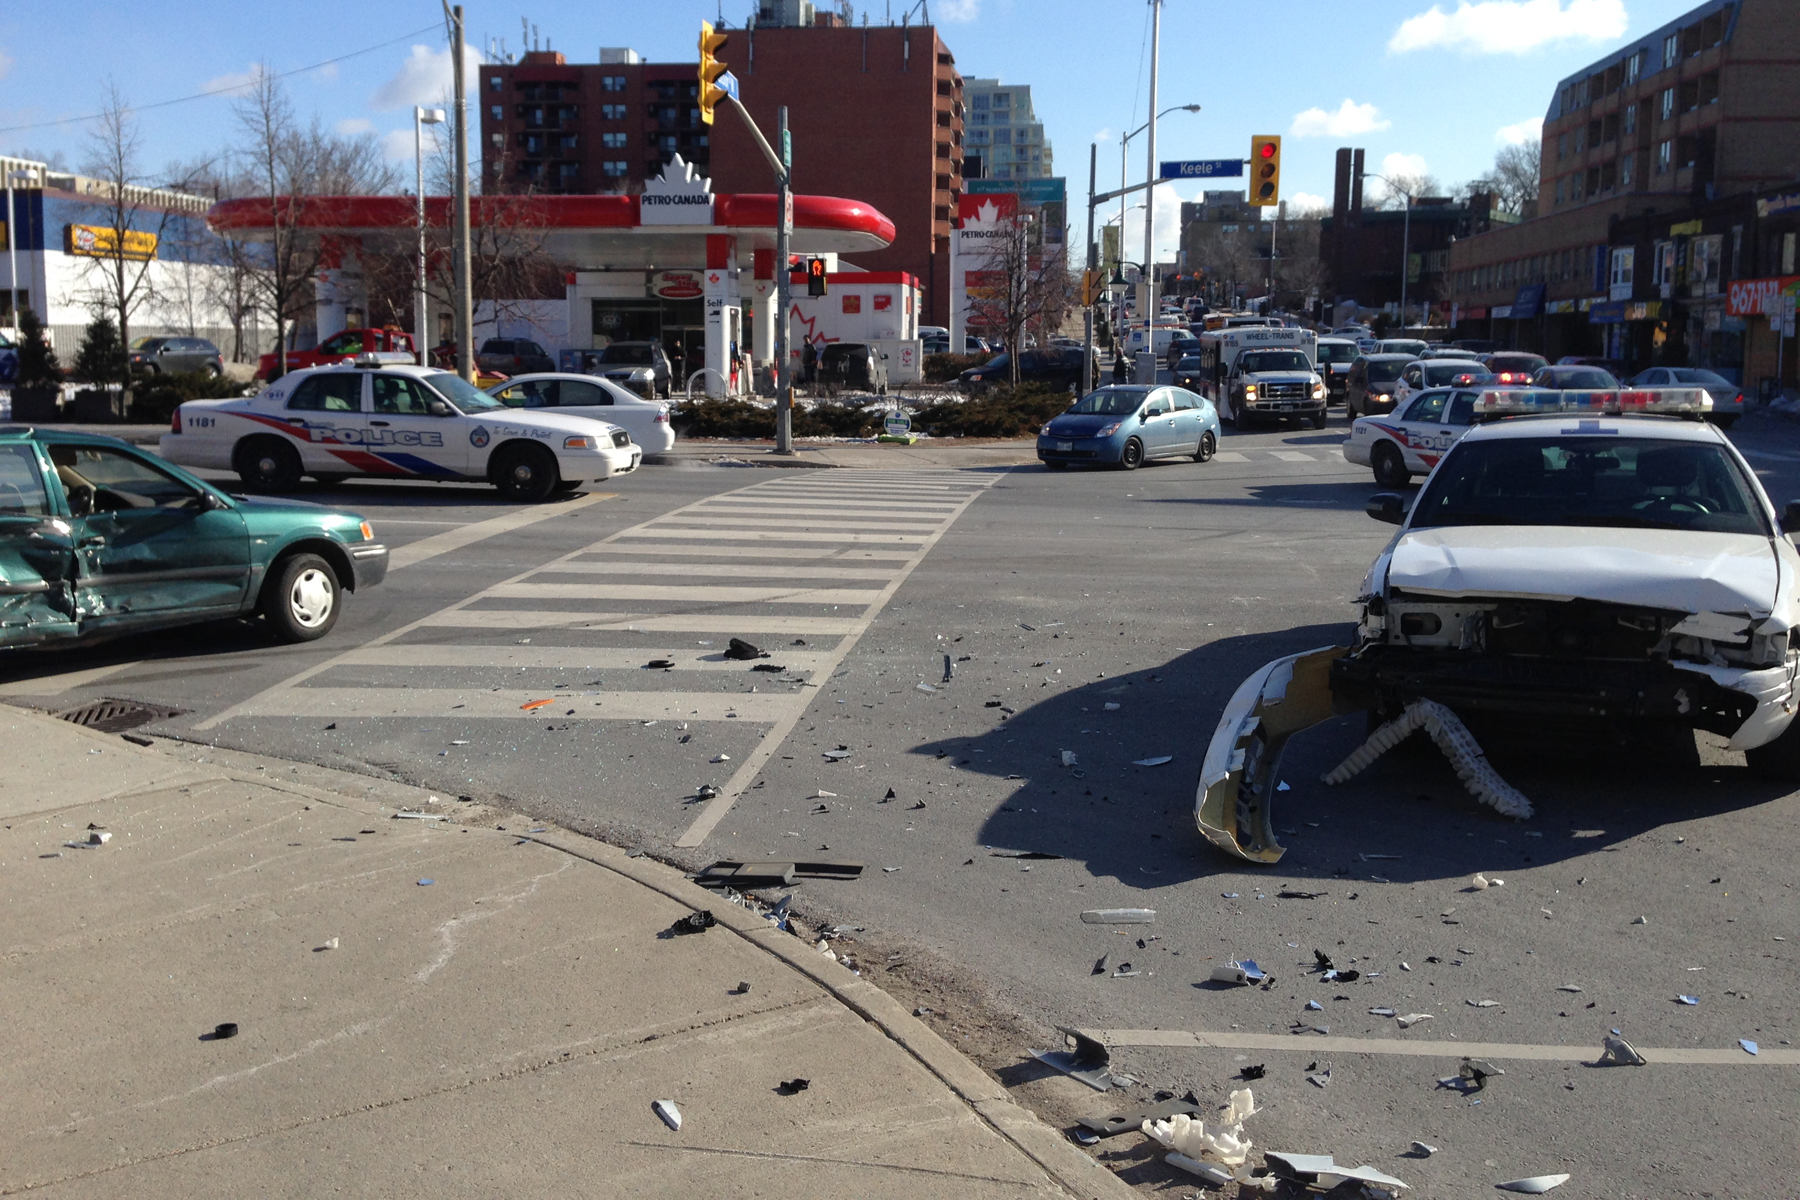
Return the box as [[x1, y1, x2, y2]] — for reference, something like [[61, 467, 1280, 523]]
[[44, 443, 251, 625], [0, 444, 79, 645]]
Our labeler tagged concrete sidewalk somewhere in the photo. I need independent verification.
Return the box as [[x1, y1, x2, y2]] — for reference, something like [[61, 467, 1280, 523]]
[[0, 705, 1128, 1199]]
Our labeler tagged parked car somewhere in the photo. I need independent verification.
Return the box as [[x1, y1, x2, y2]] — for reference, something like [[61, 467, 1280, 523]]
[[1037, 384, 1219, 470], [161, 362, 640, 502], [1342, 385, 1480, 486], [1421, 344, 1478, 359], [1557, 355, 1629, 377], [1481, 352, 1548, 384], [486, 373, 676, 455], [1173, 353, 1204, 391], [595, 341, 673, 397], [921, 325, 951, 355], [958, 348, 1083, 394], [0, 427, 387, 649], [819, 342, 890, 394], [1390, 358, 1494, 409], [1165, 334, 1202, 371], [476, 338, 556, 377], [1344, 353, 1413, 417], [258, 326, 416, 380], [1314, 337, 1360, 405], [129, 336, 223, 377], [1532, 364, 1621, 389], [1374, 338, 1431, 358], [1628, 366, 1745, 428]]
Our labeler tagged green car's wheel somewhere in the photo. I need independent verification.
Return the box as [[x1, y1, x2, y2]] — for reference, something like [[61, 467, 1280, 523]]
[[262, 552, 340, 642]]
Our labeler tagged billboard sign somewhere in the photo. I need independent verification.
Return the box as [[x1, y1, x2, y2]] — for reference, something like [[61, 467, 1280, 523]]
[[65, 224, 158, 261]]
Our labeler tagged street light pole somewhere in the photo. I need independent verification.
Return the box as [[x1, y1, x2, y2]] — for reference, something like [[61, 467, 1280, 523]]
[[445, 2, 473, 382], [1116, 102, 1200, 322], [1082, 143, 1096, 398], [774, 106, 794, 454], [414, 106, 445, 366], [1140, 0, 1162, 382]]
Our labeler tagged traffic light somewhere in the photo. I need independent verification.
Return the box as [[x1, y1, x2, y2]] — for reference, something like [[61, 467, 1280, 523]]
[[698, 22, 730, 126], [807, 257, 828, 296], [1081, 269, 1101, 307], [1250, 135, 1281, 206]]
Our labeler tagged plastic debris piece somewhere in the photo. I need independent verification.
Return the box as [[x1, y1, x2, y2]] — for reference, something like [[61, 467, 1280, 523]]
[[1093, 954, 1109, 976], [1034, 1028, 1123, 1090], [417, 878, 434, 886], [1307, 1067, 1331, 1088], [1165, 1152, 1234, 1185], [990, 850, 1064, 860], [87, 830, 112, 844], [211, 1022, 238, 1039], [1410, 1142, 1439, 1157], [1468, 999, 1499, 1008], [1597, 1036, 1645, 1066], [1060, 749, 1078, 767], [1740, 1039, 1759, 1055], [1305, 1000, 1323, 1011], [1104, 701, 1120, 711], [520, 698, 555, 711], [668, 910, 716, 936], [1141, 1088, 1259, 1165], [776, 1078, 810, 1095], [1238, 1064, 1267, 1081], [823, 748, 852, 760], [1401, 962, 1412, 971], [916, 682, 938, 693], [1081, 908, 1156, 924], [1496, 1175, 1570, 1194], [1677, 994, 1699, 1006], [731, 981, 751, 995], [1324, 698, 1534, 819], [1279, 890, 1324, 899], [694, 784, 721, 800], [317, 938, 339, 951], [1460, 1058, 1505, 1087], [1324, 1164, 1410, 1190], [1396, 1013, 1434, 1028], [1632, 915, 1648, 924], [1071, 1128, 1100, 1146], [1557, 985, 1583, 993], [1369, 1007, 1397, 1017], [1472, 873, 1490, 889], [1313, 950, 1335, 971], [724, 638, 768, 661], [1133, 755, 1174, 767], [942, 653, 953, 682], [710, 754, 731, 763], [652, 1099, 682, 1131], [1112, 963, 1140, 978], [644, 659, 675, 669]]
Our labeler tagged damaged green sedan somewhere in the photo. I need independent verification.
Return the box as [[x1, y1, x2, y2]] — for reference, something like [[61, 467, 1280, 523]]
[[0, 427, 387, 649]]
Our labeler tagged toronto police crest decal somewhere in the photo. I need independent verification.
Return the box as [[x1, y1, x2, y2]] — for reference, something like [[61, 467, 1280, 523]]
[[469, 426, 490, 448]]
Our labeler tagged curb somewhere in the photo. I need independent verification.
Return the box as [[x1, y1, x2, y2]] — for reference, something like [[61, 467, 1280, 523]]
[[528, 831, 1139, 1200]]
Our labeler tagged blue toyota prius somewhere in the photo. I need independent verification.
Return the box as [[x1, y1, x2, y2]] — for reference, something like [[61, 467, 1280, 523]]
[[1036, 384, 1220, 470]]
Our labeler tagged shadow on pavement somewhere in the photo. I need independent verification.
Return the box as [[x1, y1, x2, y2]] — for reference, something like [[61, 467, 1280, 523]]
[[1148, 480, 1381, 511], [921, 624, 1791, 889]]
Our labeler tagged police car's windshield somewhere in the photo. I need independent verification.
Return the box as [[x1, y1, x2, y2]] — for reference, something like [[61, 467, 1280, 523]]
[[1411, 436, 1770, 536], [425, 371, 505, 413], [1239, 351, 1311, 373]]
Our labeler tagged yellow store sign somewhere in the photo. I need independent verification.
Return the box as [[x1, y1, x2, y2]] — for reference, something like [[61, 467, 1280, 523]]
[[64, 224, 159, 261]]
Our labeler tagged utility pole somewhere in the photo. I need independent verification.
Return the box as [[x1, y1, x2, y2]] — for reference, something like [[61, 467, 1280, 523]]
[[1082, 143, 1096, 398], [774, 107, 794, 453], [414, 106, 445, 365], [446, 2, 474, 381], [1140, 0, 1161, 382]]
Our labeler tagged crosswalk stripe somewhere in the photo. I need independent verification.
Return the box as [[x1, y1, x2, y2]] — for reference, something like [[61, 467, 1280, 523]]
[[681, 505, 954, 521], [701, 497, 961, 511], [1269, 450, 1316, 462], [618, 528, 930, 543], [337, 646, 834, 672], [415, 612, 864, 634], [247, 687, 800, 722], [1211, 451, 1249, 463], [486, 582, 884, 604], [531, 561, 900, 581], [656, 514, 947, 531]]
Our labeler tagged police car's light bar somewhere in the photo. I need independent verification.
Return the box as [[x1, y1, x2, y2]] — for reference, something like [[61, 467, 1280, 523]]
[[1473, 387, 1714, 420]]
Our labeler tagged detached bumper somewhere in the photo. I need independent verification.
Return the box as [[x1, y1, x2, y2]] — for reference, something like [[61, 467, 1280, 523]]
[[349, 542, 389, 590]]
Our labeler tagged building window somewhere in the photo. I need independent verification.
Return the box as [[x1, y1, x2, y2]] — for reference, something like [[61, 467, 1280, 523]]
[[490, 105, 503, 120], [1621, 152, 1634, 187], [601, 75, 626, 92], [993, 92, 1009, 108], [1557, 133, 1567, 160], [1610, 247, 1634, 293], [1663, 32, 1678, 69], [1700, 71, 1720, 104], [1555, 176, 1566, 205], [1660, 88, 1675, 120], [971, 93, 987, 110], [602, 132, 627, 148], [602, 103, 626, 120], [1656, 140, 1672, 173], [560, 134, 578, 150], [1623, 103, 1636, 135], [602, 161, 627, 177], [658, 135, 678, 153], [1677, 134, 1697, 168], [1626, 49, 1642, 84], [488, 75, 501, 92]]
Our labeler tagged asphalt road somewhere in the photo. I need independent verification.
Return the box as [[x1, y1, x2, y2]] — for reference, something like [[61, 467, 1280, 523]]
[[7, 411, 1800, 1198]]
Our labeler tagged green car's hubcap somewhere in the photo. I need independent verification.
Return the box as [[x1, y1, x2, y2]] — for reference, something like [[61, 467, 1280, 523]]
[[289, 569, 334, 627]]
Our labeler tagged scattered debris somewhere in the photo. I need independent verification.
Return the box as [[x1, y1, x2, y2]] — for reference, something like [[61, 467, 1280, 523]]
[[1211, 960, 1266, 986], [1132, 755, 1174, 767], [210, 1022, 239, 1040], [1141, 1088, 1259, 1165], [882, 866, 900, 873], [942, 654, 953, 682], [1313, 950, 1335, 972], [823, 747, 852, 760], [694, 784, 721, 800], [667, 911, 717, 936], [1112, 963, 1140, 978], [1410, 1142, 1439, 1157], [1676, 994, 1699, 1006], [1396, 1013, 1434, 1028], [1459, 1058, 1505, 1088], [1163, 1154, 1235, 1185], [1468, 999, 1499, 1008], [731, 982, 751, 995], [1104, 702, 1120, 711], [1596, 1036, 1645, 1066], [916, 682, 938, 694], [694, 860, 863, 887], [1369, 1007, 1396, 1017], [724, 638, 768, 661], [1071, 1127, 1101, 1147], [1324, 698, 1534, 819], [87, 830, 112, 845], [776, 1078, 810, 1095], [1557, 985, 1583, 993], [652, 1099, 683, 1131], [1093, 954, 1109, 976], [1279, 890, 1325, 899], [416, 879, 435, 887], [519, 698, 556, 711], [1305, 1001, 1323, 1012], [1496, 1174, 1570, 1194], [643, 659, 675, 669], [1740, 1039, 1759, 1055], [1265, 1153, 1408, 1192], [315, 938, 339, 952], [990, 850, 1064, 860], [1034, 1028, 1124, 1091], [393, 812, 447, 822], [1307, 1067, 1332, 1088], [1632, 916, 1648, 925], [1081, 908, 1156, 924], [1239, 1064, 1267, 1080], [1060, 750, 1079, 767]]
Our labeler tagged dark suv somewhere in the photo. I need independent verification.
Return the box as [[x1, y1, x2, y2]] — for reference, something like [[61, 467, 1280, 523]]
[[958, 348, 1084, 394], [129, 336, 223, 377], [596, 341, 673, 397], [819, 343, 889, 394], [476, 338, 555, 377]]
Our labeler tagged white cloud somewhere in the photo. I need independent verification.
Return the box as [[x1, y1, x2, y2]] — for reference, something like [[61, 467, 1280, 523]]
[[1290, 99, 1391, 138], [336, 117, 376, 136], [372, 43, 483, 111], [1287, 192, 1332, 215], [202, 64, 267, 98], [1496, 117, 1543, 144], [935, 0, 979, 20], [1094, 127, 1112, 144], [1383, 152, 1430, 179], [1389, 0, 1627, 54], [380, 128, 421, 163], [0, 50, 14, 81]]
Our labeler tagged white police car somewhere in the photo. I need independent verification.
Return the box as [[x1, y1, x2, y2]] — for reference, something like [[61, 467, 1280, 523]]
[[1342, 386, 1481, 487], [161, 361, 640, 502]]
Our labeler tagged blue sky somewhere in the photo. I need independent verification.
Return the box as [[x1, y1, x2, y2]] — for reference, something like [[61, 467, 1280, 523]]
[[1, 0, 1702, 260]]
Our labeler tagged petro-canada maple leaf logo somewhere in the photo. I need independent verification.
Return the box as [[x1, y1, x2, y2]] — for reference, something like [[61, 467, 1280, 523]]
[[973, 200, 1001, 226]]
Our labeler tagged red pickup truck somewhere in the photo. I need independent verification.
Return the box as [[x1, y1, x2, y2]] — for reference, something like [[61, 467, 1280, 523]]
[[256, 326, 418, 380]]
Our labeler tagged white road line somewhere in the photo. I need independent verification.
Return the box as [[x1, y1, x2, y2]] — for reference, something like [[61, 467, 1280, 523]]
[[679, 505, 955, 521], [618, 529, 929, 544], [241, 687, 799, 722], [532, 561, 901, 581], [386, 491, 616, 570], [415, 612, 862, 634], [675, 473, 998, 847], [700, 497, 961, 512], [0, 661, 145, 698], [654, 514, 949, 531], [1269, 450, 1316, 462], [486, 582, 884, 605], [1081, 1028, 1798, 1066], [1211, 451, 1249, 463], [575, 545, 848, 560], [337, 646, 834, 672]]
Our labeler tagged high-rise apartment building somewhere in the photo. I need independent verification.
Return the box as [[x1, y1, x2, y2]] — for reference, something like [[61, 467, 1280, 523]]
[[478, 49, 711, 196], [961, 78, 1054, 183]]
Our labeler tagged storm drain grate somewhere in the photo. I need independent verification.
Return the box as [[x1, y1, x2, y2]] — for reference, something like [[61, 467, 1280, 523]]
[[55, 698, 189, 734]]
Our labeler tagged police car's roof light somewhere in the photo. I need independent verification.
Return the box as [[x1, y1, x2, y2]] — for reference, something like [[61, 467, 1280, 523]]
[[1473, 387, 1713, 420]]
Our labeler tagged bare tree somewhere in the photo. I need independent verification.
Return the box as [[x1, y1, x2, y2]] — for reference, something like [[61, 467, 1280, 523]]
[[1275, 215, 1330, 310], [966, 213, 1069, 385], [1372, 173, 1442, 209], [1186, 223, 1260, 308], [74, 83, 206, 379], [1466, 140, 1542, 213]]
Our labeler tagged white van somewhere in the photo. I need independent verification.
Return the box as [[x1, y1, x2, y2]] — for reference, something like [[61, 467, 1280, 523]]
[[1194, 326, 1324, 427]]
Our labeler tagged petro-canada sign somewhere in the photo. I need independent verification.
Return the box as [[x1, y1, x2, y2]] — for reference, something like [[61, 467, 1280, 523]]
[[639, 154, 715, 226]]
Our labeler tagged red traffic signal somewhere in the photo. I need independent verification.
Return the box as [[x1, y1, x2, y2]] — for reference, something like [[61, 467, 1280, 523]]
[[806, 257, 828, 296]]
